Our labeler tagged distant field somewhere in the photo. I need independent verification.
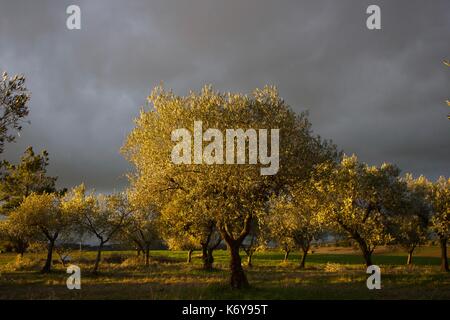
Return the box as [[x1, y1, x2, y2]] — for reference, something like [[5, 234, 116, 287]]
[[0, 246, 449, 299]]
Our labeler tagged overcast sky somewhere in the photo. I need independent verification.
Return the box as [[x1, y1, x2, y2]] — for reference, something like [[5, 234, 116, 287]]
[[0, 0, 449, 193]]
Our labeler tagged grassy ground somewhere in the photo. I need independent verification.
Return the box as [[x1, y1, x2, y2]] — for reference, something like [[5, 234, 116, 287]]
[[0, 246, 448, 299]]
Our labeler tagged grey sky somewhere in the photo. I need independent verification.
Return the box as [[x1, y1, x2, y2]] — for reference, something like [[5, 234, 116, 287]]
[[0, 0, 449, 193]]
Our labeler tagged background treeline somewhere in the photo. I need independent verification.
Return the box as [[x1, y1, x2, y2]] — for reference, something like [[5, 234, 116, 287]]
[[0, 74, 448, 289]]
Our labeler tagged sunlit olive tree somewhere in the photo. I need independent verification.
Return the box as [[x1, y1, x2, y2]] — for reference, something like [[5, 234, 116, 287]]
[[161, 191, 222, 270], [268, 178, 327, 269], [241, 219, 265, 268], [392, 174, 431, 265], [122, 85, 337, 288], [318, 155, 406, 266], [64, 185, 133, 274], [165, 233, 199, 263], [120, 204, 160, 266], [10, 192, 74, 273], [0, 212, 33, 256]]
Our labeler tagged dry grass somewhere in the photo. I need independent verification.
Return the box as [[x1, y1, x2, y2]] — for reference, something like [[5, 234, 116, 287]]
[[0, 248, 448, 299]]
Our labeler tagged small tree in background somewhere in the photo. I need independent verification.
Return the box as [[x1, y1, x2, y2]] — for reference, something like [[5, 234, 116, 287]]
[[393, 174, 431, 265], [161, 196, 221, 270], [241, 220, 265, 268], [263, 202, 295, 262], [120, 204, 160, 266], [165, 234, 199, 263], [318, 155, 406, 266], [65, 185, 133, 274], [0, 212, 33, 256], [10, 192, 73, 273], [268, 179, 326, 269]]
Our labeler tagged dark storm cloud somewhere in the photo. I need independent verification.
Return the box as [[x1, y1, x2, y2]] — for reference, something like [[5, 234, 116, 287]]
[[0, 0, 449, 192]]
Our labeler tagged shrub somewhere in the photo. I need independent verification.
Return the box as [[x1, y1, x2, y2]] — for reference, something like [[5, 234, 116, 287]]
[[324, 262, 343, 273], [4, 255, 41, 271]]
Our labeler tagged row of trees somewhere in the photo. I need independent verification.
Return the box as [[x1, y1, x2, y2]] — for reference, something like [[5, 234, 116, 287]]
[[267, 159, 449, 270], [121, 86, 450, 288], [0, 175, 158, 274], [0, 75, 448, 289]]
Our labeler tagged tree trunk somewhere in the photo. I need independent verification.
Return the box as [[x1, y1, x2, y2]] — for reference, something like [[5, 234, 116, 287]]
[[299, 247, 308, 269], [283, 249, 290, 262], [92, 242, 104, 274], [406, 248, 414, 265], [145, 248, 150, 266], [362, 249, 373, 267], [207, 248, 214, 268], [201, 244, 213, 270], [201, 244, 208, 268], [41, 240, 55, 273], [229, 244, 249, 289], [247, 251, 253, 268], [187, 249, 193, 263], [356, 239, 373, 266], [219, 215, 251, 289], [440, 238, 449, 272]]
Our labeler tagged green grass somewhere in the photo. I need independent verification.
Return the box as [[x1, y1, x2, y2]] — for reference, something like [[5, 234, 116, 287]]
[[0, 247, 448, 299]]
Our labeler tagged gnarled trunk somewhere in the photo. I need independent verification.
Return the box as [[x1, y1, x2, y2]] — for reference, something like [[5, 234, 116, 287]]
[[283, 249, 290, 262], [355, 238, 373, 267], [229, 243, 249, 289], [145, 248, 150, 266], [41, 239, 55, 273], [207, 249, 214, 267], [406, 247, 415, 265], [362, 248, 373, 267], [440, 238, 449, 272], [92, 242, 104, 274], [187, 249, 193, 263], [299, 247, 308, 269], [201, 244, 214, 270], [219, 215, 252, 289], [247, 251, 253, 268]]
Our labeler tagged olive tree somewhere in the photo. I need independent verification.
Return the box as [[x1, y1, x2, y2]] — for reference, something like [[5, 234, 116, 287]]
[[318, 155, 406, 266], [393, 174, 431, 265], [161, 194, 222, 270], [165, 234, 199, 263], [122, 85, 337, 288], [268, 179, 327, 269], [241, 220, 265, 268], [120, 204, 160, 266], [0, 213, 33, 256], [65, 185, 133, 274], [10, 192, 73, 273]]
